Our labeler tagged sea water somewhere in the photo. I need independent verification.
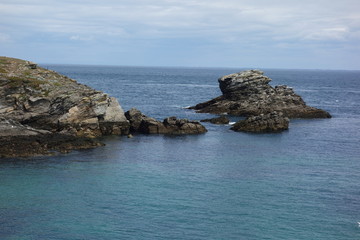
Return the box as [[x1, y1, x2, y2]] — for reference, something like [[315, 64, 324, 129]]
[[0, 66, 359, 239]]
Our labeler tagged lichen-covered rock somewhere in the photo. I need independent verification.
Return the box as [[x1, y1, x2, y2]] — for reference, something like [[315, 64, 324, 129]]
[[190, 70, 331, 118], [0, 56, 130, 138], [125, 108, 207, 135], [231, 112, 289, 133]]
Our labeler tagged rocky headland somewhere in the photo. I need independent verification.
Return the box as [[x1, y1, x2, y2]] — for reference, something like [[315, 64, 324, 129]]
[[0, 57, 206, 158], [190, 70, 331, 119]]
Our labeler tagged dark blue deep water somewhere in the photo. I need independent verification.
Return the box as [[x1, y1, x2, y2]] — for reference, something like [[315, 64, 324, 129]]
[[1, 66, 360, 239]]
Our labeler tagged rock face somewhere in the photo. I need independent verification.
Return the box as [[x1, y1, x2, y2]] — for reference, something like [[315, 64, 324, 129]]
[[125, 108, 207, 135], [0, 56, 129, 157], [200, 115, 230, 124], [231, 112, 289, 133], [190, 70, 331, 118], [0, 57, 130, 138]]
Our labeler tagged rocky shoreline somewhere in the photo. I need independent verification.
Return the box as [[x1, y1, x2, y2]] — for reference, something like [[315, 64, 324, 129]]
[[0, 57, 207, 158], [0, 57, 332, 158]]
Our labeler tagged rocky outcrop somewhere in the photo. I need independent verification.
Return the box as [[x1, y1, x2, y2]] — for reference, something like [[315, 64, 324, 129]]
[[231, 112, 289, 133], [125, 108, 207, 135], [200, 115, 230, 124], [0, 56, 130, 157], [0, 57, 130, 138], [190, 70, 331, 118]]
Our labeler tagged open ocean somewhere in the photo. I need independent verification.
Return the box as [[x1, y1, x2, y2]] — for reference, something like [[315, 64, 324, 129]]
[[1, 65, 359, 240]]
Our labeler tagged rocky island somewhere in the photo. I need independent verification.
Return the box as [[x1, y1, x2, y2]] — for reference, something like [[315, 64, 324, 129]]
[[190, 69, 331, 133], [190, 70, 331, 119], [0, 57, 206, 158]]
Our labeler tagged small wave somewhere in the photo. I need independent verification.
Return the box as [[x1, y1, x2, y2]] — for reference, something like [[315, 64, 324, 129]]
[[229, 122, 236, 125]]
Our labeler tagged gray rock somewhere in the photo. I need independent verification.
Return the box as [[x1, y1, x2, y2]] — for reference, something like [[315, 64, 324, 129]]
[[190, 69, 331, 118], [0, 56, 129, 157], [0, 56, 130, 138]]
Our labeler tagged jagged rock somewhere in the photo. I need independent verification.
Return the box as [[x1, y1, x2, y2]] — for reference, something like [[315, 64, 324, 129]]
[[125, 108, 207, 135], [0, 56, 130, 138], [190, 70, 331, 118], [231, 112, 289, 133], [200, 115, 230, 124]]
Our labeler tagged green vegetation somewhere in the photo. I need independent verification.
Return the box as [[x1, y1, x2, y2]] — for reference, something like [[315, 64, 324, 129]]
[[7, 76, 44, 89], [0, 59, 10, 65]]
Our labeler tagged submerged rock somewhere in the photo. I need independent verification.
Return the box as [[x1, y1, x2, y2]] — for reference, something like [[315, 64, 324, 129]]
[[231, 112, 289, 133], [125, 108, 207, 135], [190, 70, 331, 118]]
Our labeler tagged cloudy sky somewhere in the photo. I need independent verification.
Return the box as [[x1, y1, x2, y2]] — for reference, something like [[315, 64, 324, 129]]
[[1, 0, 359, 69]]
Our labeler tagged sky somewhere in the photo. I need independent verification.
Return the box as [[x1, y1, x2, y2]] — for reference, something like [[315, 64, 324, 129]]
[[1, 0, 360, 70]]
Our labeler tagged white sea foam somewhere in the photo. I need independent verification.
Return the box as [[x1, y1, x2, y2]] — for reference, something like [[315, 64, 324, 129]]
[[229, 122, 236, 125]]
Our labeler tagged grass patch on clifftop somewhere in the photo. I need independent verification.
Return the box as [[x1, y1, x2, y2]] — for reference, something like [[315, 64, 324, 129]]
[[7, 76, 44, 89]]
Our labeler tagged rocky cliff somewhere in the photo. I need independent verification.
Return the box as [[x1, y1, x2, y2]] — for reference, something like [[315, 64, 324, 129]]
[[0, 56, 130, 157], [190, 70, 331, 118], [0, 57, 130, 138]]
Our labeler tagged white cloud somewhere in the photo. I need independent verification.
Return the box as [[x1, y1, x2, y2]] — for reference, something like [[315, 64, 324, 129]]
[[1, 0, 360, 68], [1, 0, 359, 43]]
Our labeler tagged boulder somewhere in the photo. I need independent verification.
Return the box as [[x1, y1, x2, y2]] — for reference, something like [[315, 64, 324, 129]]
[[231, 112, 289, 133], [125, 108, 207, 135], [190, 70, 331, 118]]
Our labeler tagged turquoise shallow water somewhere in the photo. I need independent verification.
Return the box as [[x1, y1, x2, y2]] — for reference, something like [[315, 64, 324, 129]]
[[1, 66, 360, 239]]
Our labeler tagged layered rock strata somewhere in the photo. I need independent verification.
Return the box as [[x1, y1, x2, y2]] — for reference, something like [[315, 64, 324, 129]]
[[125, 108, 207, 135], [190, 70, 331, 118], [231, 112, 289, 133]]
